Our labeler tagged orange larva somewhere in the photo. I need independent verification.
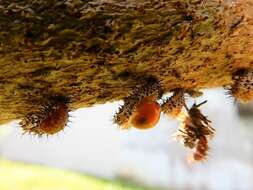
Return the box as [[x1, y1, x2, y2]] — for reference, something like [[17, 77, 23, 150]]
[[229, 69, 253, 103], [114, 80, 162, 129], [20, 98, 69, 136], [131, 98, 161, 130], [161, 89, 185, 118]]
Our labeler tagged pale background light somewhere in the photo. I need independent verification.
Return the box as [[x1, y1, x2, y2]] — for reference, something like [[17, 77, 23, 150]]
[[0, 89, 253, 190]]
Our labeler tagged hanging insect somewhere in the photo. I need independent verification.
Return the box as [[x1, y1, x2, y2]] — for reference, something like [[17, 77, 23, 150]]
[[20, 96, 70, 136], [161, 89, 185, 118], [114, 79, 162, 130], [174, 100, 215, 161], [227, 69, 253, 103]]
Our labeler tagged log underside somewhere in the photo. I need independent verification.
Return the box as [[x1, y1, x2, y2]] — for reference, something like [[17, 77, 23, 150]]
[[0, 0, 253, 124]]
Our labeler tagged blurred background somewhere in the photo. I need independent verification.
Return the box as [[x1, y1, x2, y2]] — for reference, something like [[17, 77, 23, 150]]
[[0, 88, 253, 190]]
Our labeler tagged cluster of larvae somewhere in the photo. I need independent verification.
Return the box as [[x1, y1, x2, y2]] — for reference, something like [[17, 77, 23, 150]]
[[114, 80, 214, 162], [19, 69, 253, 161], [113, 69, 253, 161]]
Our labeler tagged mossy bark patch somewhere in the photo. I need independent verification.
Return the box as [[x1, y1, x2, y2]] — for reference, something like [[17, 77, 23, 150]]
[[0, 0, 253, 124]]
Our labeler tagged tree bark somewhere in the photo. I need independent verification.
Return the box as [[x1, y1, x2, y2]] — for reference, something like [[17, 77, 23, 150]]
[[0, 0, 253, 124]]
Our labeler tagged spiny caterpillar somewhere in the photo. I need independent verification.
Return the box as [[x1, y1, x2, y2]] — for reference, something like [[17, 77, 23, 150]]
[[174, 101, 215, 162], [20, 97, 70, 136], [114, 79, 162, 130], [228, 69, 253, 103], [161, 89, 185, 118]]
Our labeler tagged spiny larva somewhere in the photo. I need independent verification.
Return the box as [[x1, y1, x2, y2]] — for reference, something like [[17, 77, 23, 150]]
[[20, 97, 70, 136]]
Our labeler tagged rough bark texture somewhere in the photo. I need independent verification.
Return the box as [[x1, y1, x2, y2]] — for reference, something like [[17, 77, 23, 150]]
[[0, 0, 253, 124]]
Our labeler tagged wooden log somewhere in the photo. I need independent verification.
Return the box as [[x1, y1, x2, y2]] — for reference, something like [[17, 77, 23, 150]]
[[0, 0, 253, 124]]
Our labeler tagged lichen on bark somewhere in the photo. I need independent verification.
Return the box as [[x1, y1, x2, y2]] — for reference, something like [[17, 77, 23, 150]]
[[0, 0, 253, 124]]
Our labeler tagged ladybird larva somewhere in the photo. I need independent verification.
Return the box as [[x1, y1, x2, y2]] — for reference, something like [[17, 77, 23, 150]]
[[20, 97, 69, 136], [161, 89, 185, 118], [114, 80, 162, 130], [228, 69, 253, 103]]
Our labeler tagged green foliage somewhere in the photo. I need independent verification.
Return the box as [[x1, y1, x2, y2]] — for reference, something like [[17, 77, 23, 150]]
[[0, 159, 156, 190]]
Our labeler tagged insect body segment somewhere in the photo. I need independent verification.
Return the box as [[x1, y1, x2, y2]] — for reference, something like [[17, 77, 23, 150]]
[[191, 136, 209, 161], [20, 97, 69, 136], [228, 69, 253, 103], [131, 97, 161, 129], [161, 89, 185, 118]]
